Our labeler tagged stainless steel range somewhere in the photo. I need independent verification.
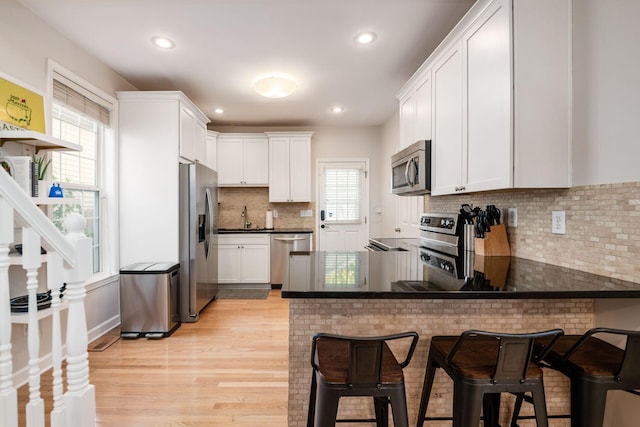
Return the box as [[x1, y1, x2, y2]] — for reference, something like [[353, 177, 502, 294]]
[[419, 213, 470, 281]]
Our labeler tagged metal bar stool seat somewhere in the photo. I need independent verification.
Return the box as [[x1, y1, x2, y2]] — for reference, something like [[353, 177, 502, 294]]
[[512, 327, 640, 427], [307, 331, 419, 427], [416, 329, 564, 427]]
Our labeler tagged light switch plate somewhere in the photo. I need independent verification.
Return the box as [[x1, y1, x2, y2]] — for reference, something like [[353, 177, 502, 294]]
[[300, 209, 313, 217]]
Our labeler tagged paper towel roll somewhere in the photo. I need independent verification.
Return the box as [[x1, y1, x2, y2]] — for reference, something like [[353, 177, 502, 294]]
[[265, 210, 274, 229]]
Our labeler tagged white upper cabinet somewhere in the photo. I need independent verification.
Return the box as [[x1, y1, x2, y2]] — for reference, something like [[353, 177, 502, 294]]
[[431, 40, 464, 195], [463, 0, 512, 193], [398, 69, 432, 150], [266, 132, 313, 203], [179, 102, 208, 164], [205, 131, 218, 171], [398, 0, 571, 196], [216, 134, 269, 186]]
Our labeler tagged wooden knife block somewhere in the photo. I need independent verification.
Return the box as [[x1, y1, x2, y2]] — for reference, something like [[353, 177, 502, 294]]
[[474, 223, 511, 256], [473, 254, 511, 288]]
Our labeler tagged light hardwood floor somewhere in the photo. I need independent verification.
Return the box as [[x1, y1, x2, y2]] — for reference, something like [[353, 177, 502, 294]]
[[18, 289, 290, 427]]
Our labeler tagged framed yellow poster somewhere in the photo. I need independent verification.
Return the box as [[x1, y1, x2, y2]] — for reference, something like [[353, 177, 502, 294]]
[[0, 76, 46, 133]]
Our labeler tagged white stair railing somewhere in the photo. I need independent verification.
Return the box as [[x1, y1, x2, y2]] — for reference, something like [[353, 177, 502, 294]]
[[0, 167, 96, 427]]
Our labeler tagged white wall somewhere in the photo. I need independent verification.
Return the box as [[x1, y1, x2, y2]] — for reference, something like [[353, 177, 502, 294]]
[[0, 0, 135, 100], [579, 2, 640, 421], [572, 0, 640, 186]]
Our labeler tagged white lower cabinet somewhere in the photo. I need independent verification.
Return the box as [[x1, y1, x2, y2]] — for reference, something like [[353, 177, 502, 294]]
[[217, 234, 270, 284]]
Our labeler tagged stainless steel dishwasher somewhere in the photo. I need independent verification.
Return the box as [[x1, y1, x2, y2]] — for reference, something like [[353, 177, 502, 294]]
[[270, 233, 311, 285]]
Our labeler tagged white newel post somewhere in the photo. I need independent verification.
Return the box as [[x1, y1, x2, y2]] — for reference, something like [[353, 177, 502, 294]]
[[47, 251, 66, 427], [0, 198, 17, 427], [23, 227, 45, 427], [62, 214, 96, 427]]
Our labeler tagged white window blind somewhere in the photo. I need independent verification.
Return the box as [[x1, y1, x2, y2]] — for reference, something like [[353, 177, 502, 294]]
[[323, 166, 363, 224], [52, 76, 110, 125]]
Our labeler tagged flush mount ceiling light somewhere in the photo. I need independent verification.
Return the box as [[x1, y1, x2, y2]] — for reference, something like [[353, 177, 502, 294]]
[[253, 74, 297, 99], [151, 36, 175, 49], [214, 108, 224, 114], [330, 106, 345, 114], [355, 32, 377, 45]]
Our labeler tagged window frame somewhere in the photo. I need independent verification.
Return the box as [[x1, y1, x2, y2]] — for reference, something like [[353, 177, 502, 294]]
[[46, 60, 119, 283]]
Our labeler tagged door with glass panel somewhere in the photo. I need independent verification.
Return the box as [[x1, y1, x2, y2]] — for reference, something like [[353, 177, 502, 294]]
[[317, 160, 369, 251]]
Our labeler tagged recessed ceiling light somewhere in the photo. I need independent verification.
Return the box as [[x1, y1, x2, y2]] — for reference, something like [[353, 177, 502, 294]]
[[214, 108, 224, 114], [253, 74, 297, 99], [355, 32, 377, 45], [151, 36, 175, 49], [330, 106, 345, 114]]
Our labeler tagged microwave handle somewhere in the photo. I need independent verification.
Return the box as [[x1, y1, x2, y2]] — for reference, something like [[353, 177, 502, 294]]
[[405, 158, 413, 185]]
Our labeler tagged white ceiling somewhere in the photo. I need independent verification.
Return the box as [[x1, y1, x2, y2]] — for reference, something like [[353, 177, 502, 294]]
[[19, 0, 476, 127]]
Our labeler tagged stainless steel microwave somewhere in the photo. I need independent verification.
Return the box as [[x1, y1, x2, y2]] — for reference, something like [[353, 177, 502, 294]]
[[391, 140, 431, 196]]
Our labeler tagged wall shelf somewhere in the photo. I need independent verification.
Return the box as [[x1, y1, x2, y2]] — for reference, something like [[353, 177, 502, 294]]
[[32, 197, 81, 205], [11, 300, 68, 324], [0, 130, 82, 152]]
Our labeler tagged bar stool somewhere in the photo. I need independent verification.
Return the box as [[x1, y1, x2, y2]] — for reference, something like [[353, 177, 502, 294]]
[[511, 327, 640, 427], [307, 331, 419, 427], [416, 329, 564, 427]]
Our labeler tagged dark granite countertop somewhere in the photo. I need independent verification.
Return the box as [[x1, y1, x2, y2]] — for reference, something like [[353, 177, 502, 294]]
[[281, 251, 640, 299], [218, 228, 313, 234]]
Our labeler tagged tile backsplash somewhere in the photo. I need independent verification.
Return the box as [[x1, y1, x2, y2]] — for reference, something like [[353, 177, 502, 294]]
[[218, 187, 315, 230], [425, 182, 640, 282]]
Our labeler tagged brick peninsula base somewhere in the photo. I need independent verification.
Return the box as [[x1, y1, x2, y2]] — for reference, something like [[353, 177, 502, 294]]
[[288, 298, 593, 427]]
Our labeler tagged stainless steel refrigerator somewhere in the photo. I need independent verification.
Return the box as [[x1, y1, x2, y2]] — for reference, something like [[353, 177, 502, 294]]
[[179, 162, 218, 322]]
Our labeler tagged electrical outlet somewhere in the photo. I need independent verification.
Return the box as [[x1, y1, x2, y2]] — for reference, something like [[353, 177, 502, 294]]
[[272, 209, 278, 218], [552, 211, 566, 234], [507, 208, 518, 227]]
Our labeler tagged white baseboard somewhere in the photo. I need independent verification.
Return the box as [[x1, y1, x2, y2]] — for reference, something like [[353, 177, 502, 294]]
[[88, 314, 120, 343]]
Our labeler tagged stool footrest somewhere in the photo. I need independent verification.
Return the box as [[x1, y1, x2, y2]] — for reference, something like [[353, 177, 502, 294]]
[[336, 418, 378, 423]]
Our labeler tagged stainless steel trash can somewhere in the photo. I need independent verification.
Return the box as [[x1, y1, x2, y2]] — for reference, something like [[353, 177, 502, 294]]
[[119, 262, 180, 338]]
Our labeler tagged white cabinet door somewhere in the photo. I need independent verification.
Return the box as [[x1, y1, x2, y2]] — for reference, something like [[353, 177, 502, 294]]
[[180, 104, 207, 163], [463, 0, 511, 192], [179, 106, 196, 161], [268, 137, 290, 202], [194, 119, 207, 165], [240, 245, 270, 283], [398, 68, 432, 149], [218, 244, 242, 283], [431, 41, 464, 196], [398, 93, 416, 149], [288, 137, 311, 202], [205, 131, 218, 171], [243, 137, 269, 185], [267, 133, 312, 202], [217, 138, 244, 185], [415, 71, 432, 142]]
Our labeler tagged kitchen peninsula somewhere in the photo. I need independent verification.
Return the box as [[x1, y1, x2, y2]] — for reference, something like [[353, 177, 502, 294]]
[[282, 251, 640, 426]]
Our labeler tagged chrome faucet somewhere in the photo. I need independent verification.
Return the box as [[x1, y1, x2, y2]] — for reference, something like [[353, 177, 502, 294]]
[[241, 206, 251, 229]]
